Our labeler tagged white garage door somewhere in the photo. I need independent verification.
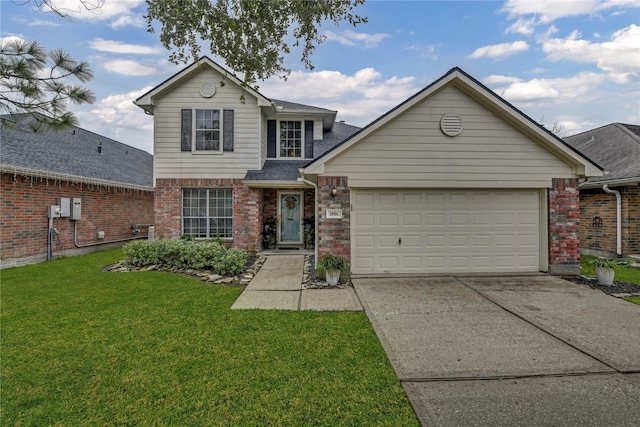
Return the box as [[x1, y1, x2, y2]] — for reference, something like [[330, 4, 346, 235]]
[[351, 189, 541, 274]]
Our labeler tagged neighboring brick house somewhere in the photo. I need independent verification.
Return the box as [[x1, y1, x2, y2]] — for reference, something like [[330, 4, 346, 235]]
[[1, 114, 154, 268], [135, 58, 601, 276], [565, 123, 640, 258]]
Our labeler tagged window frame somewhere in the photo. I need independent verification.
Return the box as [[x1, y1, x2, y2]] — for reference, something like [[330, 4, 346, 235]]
[[277, 120, 304, 159], [189, 108, 224, 154], [182, 188, 233, 239]]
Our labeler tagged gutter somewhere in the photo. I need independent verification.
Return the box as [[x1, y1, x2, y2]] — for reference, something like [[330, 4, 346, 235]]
[[602, 185, 622, 255], [298, 172, 318, 266], [579, 177, 639, 189]]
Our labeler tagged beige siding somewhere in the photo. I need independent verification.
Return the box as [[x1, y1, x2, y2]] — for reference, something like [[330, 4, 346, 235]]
[[153, 67, 262, 179], [323, 86, 576, 188], [314, 119, 323, 140]]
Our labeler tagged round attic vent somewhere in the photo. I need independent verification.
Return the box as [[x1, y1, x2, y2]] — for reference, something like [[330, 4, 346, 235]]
[[440, 114, 463, 136], [199, 82, 216, 98]]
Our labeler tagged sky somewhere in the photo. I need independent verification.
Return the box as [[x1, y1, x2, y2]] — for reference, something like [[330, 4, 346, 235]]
[[2, 0, 639, 154]]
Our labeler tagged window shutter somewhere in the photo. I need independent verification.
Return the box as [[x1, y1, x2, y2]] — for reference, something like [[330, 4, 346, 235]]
[[267, 120, 276, 158], [304, 120, 314, 159], [223, 110, 234, 152], [181, 109, 192, 151]]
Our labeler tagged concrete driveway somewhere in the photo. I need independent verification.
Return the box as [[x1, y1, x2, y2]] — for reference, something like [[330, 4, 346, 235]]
[[352, 275, 640, 426]]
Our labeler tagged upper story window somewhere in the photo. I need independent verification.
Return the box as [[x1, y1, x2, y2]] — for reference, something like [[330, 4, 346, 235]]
[[181, 109, 234, 153], [195, 109, 220, 151], [279, 121, 302, 158], [267, 119, 313, 160]]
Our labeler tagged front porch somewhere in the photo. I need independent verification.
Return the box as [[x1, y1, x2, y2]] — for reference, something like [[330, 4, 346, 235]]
[[260, 188, 316, 251]]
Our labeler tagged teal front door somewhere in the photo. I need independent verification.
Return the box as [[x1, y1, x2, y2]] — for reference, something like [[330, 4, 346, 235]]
[[279, 192, 302, 243]]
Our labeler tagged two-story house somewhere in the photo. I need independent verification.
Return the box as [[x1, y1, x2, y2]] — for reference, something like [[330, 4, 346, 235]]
[[135, 57, 602, 276]]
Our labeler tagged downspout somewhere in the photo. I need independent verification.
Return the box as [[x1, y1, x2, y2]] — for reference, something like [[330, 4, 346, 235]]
[[298, 173, 318, 266], [602, 185, 622, 255]]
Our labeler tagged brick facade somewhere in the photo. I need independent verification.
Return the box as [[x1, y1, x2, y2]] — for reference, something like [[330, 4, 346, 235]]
[[1, 173, 154, 268], [154, 178, 263, 252], [317, 176, 350, 260], [580, 185, 640, 257], [548, 178, 581, 275]]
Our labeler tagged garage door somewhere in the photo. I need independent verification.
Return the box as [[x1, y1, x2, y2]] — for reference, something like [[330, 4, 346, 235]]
[[351, 189, 541, 274]]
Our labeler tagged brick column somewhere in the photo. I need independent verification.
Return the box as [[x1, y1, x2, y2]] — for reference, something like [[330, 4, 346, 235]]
[[233, 184, 262, 252], [155, 179, 183, 239], [317, 176, 350, 260], [548, 178, 580, 275]]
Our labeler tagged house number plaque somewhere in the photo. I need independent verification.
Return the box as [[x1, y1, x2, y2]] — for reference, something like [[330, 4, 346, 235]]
[[326, 209, 343, 219]]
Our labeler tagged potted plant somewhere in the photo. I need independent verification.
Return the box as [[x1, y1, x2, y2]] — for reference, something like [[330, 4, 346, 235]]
[[316, 254, 349, 287], [589, 257, 632, 286], [262, 216, 277, 249]]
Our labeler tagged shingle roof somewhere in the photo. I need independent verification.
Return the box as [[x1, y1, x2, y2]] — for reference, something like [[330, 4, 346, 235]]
[[244, 121, 360, 182], [564, 123, 640, 184], [270, 99, 337, 114], [1, 114, 153, 188]]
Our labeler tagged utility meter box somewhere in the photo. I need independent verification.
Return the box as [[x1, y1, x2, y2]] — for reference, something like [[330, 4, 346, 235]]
[[56, 197, 70, 217], [71, 198, 82, 220], [48, 205, 61, 218]]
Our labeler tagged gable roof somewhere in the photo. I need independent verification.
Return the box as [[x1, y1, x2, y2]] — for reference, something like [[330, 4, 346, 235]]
[[134, 56, 272, 115], [0, 114, 153, 190], [564, 123, 640, 187], [303, 67, 603, 179]]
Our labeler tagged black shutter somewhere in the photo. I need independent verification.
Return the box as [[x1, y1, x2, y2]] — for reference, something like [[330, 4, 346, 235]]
[[267, 120, 276, 158], [223, 109, 234, 152], [304, 120, 314, 159], [181, 109, 192, 151]]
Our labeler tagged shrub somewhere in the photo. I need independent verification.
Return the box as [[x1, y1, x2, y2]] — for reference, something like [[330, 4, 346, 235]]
[[123, 239, 249, 275]]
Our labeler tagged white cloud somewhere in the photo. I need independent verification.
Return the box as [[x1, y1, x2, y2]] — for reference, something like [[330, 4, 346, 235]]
[[74, 87, 154, 153], [543, 24, 640, 83], [468, 41, 529, 59], [404, 44, 439, 60], [500, 0, 601, 23], [260, 68, 419, 126], [500, 0, 640, 30], [491, 72, 607, 103], [89, 38, 163, 55], [483, 75, 522, 85], [40, 0, 146, 25], [102, 60, 160, 76], [324, 30, 391, 48], [557, 120, 597, 136], [505, 18, 537, 35]]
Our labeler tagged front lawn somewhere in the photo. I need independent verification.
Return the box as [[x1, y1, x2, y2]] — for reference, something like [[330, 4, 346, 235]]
[[1, 249, 418, 426]]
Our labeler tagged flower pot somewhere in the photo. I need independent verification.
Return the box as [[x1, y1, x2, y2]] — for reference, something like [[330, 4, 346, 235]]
[[326, 270, 340, 287], [596, 267, 615, 286]]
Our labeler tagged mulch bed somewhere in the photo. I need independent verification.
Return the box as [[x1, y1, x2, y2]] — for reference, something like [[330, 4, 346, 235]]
[[561, 275, 640, 296]]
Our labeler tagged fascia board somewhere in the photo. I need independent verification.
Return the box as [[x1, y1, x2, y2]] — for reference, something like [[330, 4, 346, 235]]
[[580, 177, 640, 189], [241, 180, 309, 188]]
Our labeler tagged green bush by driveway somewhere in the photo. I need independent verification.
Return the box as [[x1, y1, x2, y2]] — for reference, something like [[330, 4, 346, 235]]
[[1, 249, 418, 426]]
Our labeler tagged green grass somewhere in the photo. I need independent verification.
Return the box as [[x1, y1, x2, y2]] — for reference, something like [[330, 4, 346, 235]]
[[581, 254, 640, 305], [1, 249, 418, 426]]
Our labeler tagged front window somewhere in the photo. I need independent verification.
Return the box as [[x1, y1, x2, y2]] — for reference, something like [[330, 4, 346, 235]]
[[182, 188, 233, 238], [279, 121, 302, 158], [195, 109, 220, 151]]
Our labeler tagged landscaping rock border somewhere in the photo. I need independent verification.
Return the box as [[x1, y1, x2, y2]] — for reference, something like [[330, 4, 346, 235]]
[[102, 255, 268, 286]]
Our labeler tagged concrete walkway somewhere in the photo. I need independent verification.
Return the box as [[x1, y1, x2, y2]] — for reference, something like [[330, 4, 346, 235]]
[[231, 255, 362, 311]]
